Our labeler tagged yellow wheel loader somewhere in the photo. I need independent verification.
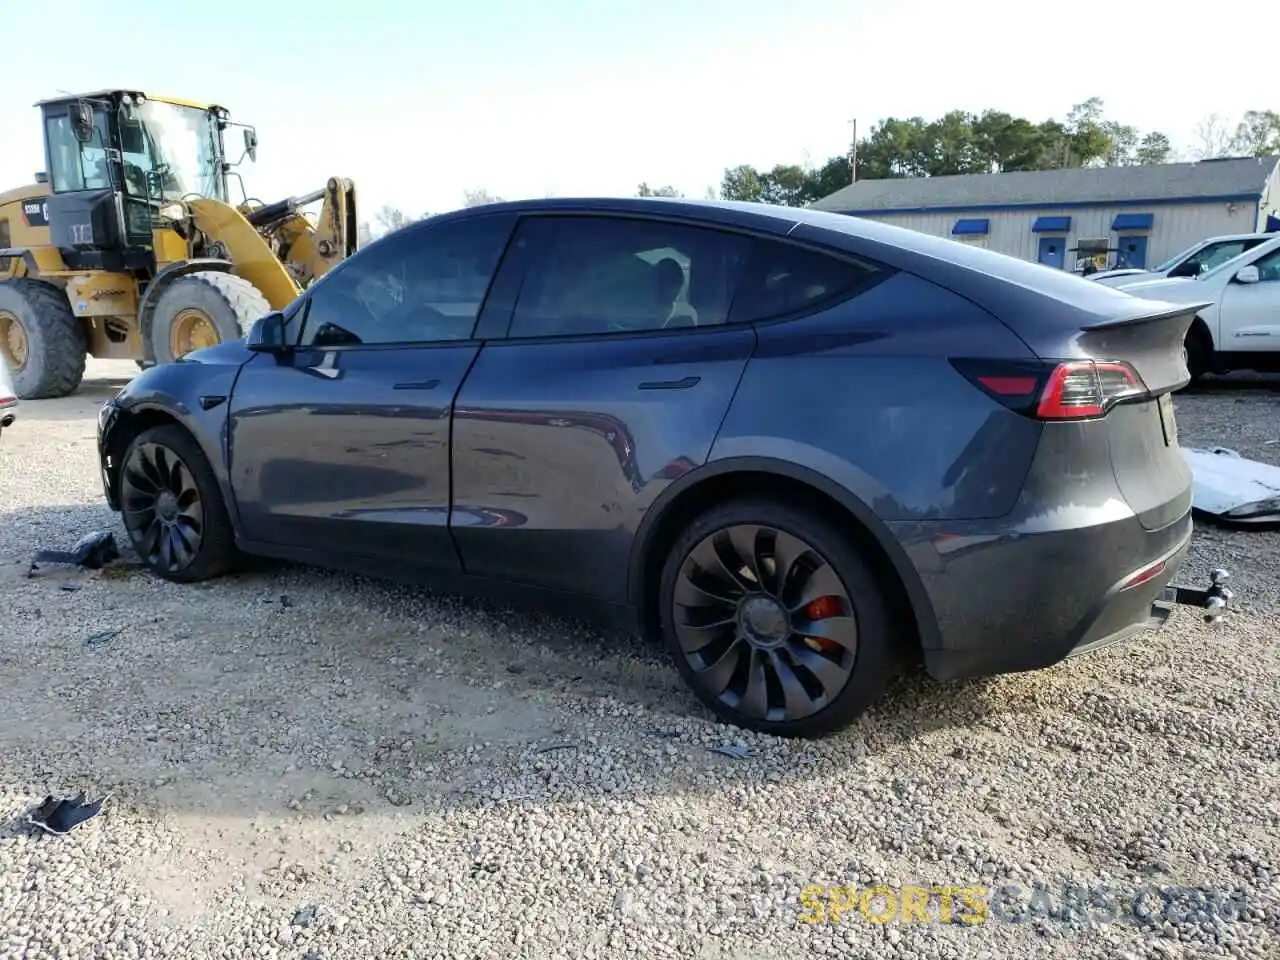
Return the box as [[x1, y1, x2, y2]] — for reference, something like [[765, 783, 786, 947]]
[[0, 89, 358, 399]]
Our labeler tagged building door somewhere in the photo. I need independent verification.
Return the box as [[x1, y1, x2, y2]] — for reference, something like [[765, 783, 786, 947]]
[[1117, 235, 1148, 269], [1037, 236, 1065, 269]]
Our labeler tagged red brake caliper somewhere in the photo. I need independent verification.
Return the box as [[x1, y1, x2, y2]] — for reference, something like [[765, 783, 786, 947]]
[[801, 596, 843, 654]]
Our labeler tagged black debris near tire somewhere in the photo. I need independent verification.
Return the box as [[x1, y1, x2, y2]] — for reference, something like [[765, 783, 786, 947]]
[[658, 499, 900, 738], [0, 278, 87, 399], [148, 271, 271, 365], [119, 424, 240, 582]]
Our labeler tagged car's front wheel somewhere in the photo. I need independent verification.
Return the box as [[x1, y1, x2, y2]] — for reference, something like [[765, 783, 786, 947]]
[[658, 499, 899, 738], [119, 424, 240, 582]]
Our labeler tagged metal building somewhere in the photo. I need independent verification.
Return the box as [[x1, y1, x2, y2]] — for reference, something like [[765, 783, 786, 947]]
[[809, 156, 1280, 272]]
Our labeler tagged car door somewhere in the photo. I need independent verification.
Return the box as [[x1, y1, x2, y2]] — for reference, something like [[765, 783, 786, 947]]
[[1216, 246, 1280, 353], [449, 213, 759, 602], [227, 211, 517, 569]]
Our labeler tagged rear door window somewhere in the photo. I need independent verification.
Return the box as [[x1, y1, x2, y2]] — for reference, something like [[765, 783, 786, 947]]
[[505, 216, 753, 339]]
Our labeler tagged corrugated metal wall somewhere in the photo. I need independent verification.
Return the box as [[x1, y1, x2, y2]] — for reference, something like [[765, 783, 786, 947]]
[[855, 201, 1259, 269]]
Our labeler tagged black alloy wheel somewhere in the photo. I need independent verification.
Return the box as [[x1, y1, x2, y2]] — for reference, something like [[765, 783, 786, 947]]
[[122, 440, 205, 574], [118, 425, 239, 582], [661, 500, 897, 737]]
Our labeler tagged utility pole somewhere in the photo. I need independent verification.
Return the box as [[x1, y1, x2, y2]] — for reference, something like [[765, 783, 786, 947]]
[[849, 118, 858, 182]]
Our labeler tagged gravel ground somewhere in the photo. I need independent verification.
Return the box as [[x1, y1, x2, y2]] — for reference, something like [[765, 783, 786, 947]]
[[1, 360, 1278, 960]]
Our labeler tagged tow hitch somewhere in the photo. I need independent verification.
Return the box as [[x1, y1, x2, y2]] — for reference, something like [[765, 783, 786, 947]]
[[1164, 569, 1233, 623]]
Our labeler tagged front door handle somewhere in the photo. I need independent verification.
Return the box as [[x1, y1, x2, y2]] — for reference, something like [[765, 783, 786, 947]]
[[393, 379, 441, 391], [638, 376, 701, 391]]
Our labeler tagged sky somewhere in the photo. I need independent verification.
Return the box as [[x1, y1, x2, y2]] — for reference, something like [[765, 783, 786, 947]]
[[2, 0, 1275, 223]]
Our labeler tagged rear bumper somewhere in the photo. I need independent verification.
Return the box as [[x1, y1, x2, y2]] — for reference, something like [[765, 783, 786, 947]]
[[907, 508, 1196, 682]]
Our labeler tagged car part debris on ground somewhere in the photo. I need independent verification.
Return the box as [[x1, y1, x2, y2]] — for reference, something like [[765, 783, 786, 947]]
[[25, 792, 107, 836], [29, 530, 121, 572], [83, 627, 123, 648], [1183, 445, 1280, 524]]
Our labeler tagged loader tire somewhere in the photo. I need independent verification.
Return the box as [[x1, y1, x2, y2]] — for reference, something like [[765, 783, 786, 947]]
[[150, 271, 271, 365], [0, 278, 87, 400]]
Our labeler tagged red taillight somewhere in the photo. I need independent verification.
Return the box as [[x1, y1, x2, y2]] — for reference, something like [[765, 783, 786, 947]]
[[976, 375, 1039, 396], [1036, 361, 1146, 420], [951, 358, 1148, 421], [1120, 559, 1166, 591]]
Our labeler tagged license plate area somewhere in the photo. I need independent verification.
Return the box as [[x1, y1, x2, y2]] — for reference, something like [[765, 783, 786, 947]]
[[1158, 392, 1178, 447]]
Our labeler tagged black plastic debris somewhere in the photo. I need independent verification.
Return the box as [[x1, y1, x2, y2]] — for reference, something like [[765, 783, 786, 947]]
[[83, 628, 122, 648], [533, 741, 578, 755], [26, 792, 106, 835], [30, 531, 121, 573], [708, 744, 757, 760]]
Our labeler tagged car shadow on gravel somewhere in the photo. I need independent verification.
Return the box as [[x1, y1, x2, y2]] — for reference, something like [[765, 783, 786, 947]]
[[1, 500, 1012, 834]]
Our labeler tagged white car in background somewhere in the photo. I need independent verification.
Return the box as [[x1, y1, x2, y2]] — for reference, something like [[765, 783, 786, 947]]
[[1091, 232, 1274, 287], [1114, 233, 1280, 382]]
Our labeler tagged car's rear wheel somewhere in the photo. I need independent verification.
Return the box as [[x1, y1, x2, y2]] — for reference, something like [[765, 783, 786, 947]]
[[658, 499, 898, 738], [119, 424, 239, 582]]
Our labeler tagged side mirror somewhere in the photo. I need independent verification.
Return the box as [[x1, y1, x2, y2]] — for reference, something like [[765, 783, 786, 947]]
[[243, 127, 259, 163], [71, 101, 94, 142], [1234, 265, 1261, 284], [245, 311, 288, 352]]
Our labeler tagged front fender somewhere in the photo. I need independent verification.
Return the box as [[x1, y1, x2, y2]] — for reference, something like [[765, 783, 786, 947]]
[[98, 354, 248, 522]]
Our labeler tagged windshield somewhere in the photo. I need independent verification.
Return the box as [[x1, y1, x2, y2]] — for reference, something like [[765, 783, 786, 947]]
[[1152, 240, 1205, 273], [1200, 239, 1280, 281], [120, 100, 225, 202]]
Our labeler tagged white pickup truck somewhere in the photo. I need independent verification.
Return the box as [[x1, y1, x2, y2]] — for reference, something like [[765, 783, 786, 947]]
[[1114, 233, 1280, 382], [1091, 232, 1273, 287]]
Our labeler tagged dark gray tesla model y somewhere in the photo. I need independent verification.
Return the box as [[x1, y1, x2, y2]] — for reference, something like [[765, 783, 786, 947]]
[[97, 197, 1206, 737]]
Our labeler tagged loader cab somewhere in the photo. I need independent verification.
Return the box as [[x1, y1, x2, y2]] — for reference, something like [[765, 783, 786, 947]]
[[37, 90, 232, 271]]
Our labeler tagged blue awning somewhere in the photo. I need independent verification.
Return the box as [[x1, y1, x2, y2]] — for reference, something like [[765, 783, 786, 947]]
[[1267, 214, 1280, 233], [952, 218, 989, 236], [1111, 212, 1154, 231], [1032, 216, 1072, 233]]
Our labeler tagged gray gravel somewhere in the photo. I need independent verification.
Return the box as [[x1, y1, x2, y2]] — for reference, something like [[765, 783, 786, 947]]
[[1, 360, 1278, 960]]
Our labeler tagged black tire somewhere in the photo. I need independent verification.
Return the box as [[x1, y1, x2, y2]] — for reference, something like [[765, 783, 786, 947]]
[[658, 499, 899, 738], [149, 271, 270, 365], [1182, 323, 1213, 387], [119, 423, 240, 582], [0, 278, 87, 399]]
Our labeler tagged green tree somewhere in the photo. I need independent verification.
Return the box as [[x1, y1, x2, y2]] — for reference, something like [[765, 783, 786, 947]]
[[1135, 132, 1173, 166], [720, 164, 766, 202], [1229, 110, 1280, 156], [637, 183, 682, 197], [718, 98, 1198, 207]]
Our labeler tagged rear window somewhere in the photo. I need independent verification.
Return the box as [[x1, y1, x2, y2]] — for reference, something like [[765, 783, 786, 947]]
[[729, 240, 889, 324]]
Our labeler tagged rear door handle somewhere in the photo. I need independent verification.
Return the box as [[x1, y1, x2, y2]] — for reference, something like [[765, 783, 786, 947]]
[[638, 376, 701, 391]]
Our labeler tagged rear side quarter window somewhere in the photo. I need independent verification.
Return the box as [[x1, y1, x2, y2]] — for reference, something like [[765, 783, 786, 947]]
[[729, 240, 891, 324]]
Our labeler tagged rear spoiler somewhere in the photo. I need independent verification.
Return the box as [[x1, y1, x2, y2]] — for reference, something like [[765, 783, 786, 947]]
[[1079, 301, 1214, 332]]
